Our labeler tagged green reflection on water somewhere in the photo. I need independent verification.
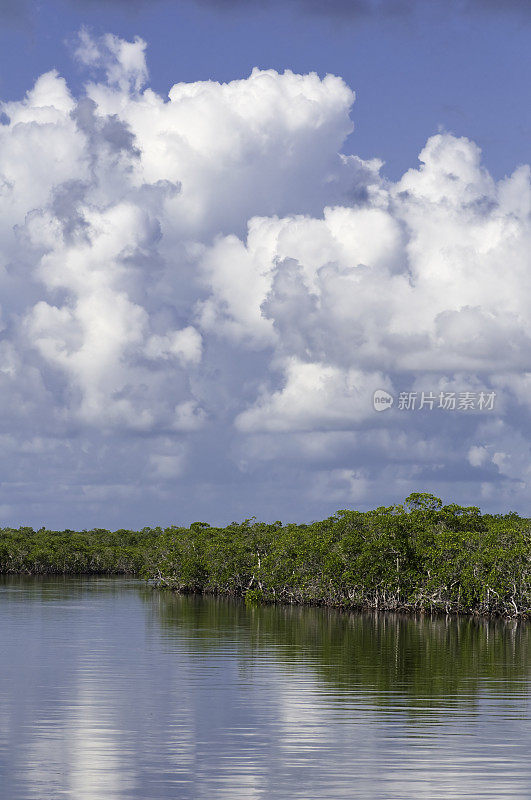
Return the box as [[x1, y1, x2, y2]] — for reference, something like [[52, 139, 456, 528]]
[[148, 591, 530, 708]]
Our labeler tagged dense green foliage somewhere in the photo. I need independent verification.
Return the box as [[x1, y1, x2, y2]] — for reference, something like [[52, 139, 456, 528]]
[[148, 494, 530, 618], [1, 494, 529, 617], [0, 527, 160, 575]]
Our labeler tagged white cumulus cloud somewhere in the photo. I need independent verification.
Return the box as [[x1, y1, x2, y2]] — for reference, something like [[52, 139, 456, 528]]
[[0, 31, 530, 526]]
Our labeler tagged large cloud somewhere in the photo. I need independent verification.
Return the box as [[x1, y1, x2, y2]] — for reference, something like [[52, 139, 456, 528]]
[[0, 31, 530, 527]]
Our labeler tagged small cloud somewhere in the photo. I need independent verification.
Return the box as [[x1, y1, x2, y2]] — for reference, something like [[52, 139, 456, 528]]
[[74, 28, 148, 93], [149, 451, 186, 480], [468, 445, 489, 467]]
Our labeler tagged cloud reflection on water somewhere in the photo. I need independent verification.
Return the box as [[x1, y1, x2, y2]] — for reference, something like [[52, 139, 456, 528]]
[[0, 578, 529, 799]]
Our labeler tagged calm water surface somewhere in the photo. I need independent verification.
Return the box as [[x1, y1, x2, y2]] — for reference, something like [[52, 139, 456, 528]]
[[0, 577, 529, 799]]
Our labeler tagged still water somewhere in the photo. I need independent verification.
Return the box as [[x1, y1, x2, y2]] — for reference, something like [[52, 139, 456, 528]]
[[0, 577, 529, 800]]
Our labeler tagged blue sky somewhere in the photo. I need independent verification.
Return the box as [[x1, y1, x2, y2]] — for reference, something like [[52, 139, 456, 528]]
[[0, 0, 530, 527], [1, 1, 530, 179]]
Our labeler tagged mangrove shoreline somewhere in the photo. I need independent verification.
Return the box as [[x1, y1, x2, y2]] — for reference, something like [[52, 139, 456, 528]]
[[1, 493, 529, 619]]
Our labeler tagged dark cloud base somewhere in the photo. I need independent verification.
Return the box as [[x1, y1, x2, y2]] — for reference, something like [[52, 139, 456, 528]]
[[2, 0, 531, 24], [168, 0, 531, 16]]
